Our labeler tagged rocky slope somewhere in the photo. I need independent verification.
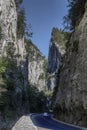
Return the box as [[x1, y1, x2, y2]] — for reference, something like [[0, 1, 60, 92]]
[[46, 28, 65, 90], [54, 3, 87, 127]]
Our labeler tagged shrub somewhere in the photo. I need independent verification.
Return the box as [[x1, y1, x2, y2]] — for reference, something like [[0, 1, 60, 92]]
[[39, 73, 45, 80], [28, 83, 47, 112], [0, 92, 9, 110], [0, 58, 7, 75], [64, 32, 72, 50]]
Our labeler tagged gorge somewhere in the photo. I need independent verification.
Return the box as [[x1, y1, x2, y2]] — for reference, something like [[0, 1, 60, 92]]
[[0, 0, 87, 129], [0, 0, 47, 129]]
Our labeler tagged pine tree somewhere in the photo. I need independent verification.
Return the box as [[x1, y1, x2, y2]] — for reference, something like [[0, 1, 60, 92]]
[[15, 0, 23, 9], [17, 8, 26, 38], [64, 0, 87, 31]]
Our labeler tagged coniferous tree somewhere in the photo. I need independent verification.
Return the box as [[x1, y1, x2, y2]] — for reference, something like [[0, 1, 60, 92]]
[[17, 8, 26, 38], [14, 0, 33, 39], [14, 0, 23, 10], [64, 0, 87, 31]]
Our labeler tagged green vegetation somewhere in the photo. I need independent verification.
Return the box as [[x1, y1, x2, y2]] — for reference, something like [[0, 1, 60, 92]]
[[15, 0, 33, 39], [51, 27, 60, 43], [64, 32, 72, 50], [0, 0, 34, 119], [6, 42, 16, 58], [50, 27, 67, 53], [25, 39, 44, 61], [44, 89, 53, 97], [0, 92, 9, 110], [0, 58, 8, 75], [28, 82, 47, 113], [63, 0, 87, 31], [62, 0, 85, 50], [25, 39, 41, 53], [51, 27, 65, 44], [17, 8, 26, 38], [39, 73, 45, 80], [25, 39, 36, 61], [28, 82, 53, 113], [0, 58, 9, 111], [43, 60, 48, 72], [0, 58, 21, 118], [15, 0, 24, 37], [17, 72, 24, 80], [0, 42, 17, 112], [15, 0, 23, 9]]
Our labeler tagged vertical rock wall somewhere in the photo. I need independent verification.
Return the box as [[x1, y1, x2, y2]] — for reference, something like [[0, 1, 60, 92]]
[[0, 0, 29, 113], [46, 29, 65, 91], [47, 42, 62, 90], [54, 5, 87, 127]]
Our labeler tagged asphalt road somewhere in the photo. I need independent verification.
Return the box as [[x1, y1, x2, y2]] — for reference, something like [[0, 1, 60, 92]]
[[31, 114, 86, 130]]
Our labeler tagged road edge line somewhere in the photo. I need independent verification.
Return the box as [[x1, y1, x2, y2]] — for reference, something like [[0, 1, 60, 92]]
[[52, 117, 87, 130]]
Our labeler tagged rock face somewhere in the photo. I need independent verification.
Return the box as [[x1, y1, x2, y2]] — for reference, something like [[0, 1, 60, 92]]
[[54, 5, 87, 127], [47, 42, 61, 90], [26, 40, 47, 91], [0, 0, 46, 117], [0, 0, 47, 129], [28, 58, 46, 91], [46, 28, 65, 90], [0, 0, 17, 55], [0, 0, 29, 113]]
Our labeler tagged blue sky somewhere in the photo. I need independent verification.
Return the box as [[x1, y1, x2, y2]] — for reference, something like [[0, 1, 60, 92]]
[[23, 0, 68, 58]]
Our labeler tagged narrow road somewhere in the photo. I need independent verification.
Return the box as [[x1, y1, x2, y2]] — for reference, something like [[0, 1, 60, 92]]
[[31, 114, 86, 130]]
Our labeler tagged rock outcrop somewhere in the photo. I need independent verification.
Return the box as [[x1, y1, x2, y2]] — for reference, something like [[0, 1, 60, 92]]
[[0, 0, 29, 113], [54, 3, 87, 127], [0, 0, 46, 115], [25, 40, 47, 91], [0, 0, 17, 55], [0, 0, 47, 129], [46, 28, 65, 90]]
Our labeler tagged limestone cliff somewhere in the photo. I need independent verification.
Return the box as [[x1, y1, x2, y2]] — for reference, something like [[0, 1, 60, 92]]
[[46, 28, 65, 90], [0, 0, 47, 129], [0, 0, 46, 116], [0, 0, 29, 114], [54, 3, 87, 127], [25, 39, 47, 91], [0, 0, 17, 55]]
